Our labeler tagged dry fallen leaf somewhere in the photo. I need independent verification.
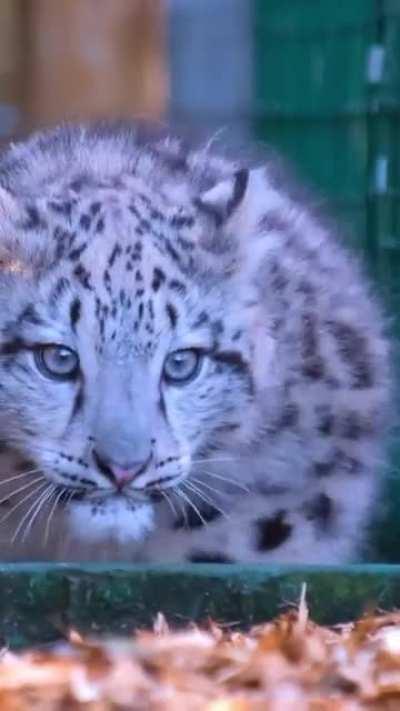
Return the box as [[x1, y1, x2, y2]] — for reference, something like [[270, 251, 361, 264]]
[[0, 601, 399, 709]]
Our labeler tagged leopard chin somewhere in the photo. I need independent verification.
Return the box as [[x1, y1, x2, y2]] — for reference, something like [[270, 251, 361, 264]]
[[67, 497, 155, 544]]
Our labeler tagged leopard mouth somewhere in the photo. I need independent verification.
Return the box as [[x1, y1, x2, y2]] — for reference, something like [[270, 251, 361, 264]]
[[54, 472, 184, 508], [55, 486, 150, 506]]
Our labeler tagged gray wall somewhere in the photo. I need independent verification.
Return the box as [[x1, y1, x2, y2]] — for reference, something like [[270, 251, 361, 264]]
[[168, 0, 253, 142]]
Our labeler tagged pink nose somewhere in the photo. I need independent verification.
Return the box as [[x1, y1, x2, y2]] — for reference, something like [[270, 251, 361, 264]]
[[93, 450, 151, 488], [111, 465, 140, 485]]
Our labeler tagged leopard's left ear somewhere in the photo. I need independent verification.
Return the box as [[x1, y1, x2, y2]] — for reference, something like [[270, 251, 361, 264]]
[[197, 167, 269, 235]]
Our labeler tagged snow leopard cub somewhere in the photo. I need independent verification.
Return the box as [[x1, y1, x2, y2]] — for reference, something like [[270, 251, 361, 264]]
[[0, 121, 391, 563]]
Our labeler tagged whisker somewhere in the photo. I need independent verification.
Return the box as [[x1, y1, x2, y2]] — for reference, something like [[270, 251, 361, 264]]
[[0, 469, 42, 487], [190, 457, 237, 465], [0, 480, 48, 525], [43, 487, 65, 545], [170, 489, 189, 528], [183, 480, 230, 520], [184, 479, 217, 506], [160, 488, 178, 519], [190, 476, 231, 498], [0, 475, 45, 506], [26, 485, 56, 542], [196, 470, 250, 493], [175, 487, 208, 527], [15, 485, 55, 544]]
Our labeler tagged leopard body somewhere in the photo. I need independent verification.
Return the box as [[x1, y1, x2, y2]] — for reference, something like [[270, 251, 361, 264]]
[[0, 122, 391, 563]]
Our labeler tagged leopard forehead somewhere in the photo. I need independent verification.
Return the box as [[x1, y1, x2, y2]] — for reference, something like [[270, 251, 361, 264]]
[[7, 184, 248, 361]]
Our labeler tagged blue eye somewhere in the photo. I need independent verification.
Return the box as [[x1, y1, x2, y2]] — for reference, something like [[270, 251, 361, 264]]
[[163, 349, 202, 385], [35, 345, 79, 381]]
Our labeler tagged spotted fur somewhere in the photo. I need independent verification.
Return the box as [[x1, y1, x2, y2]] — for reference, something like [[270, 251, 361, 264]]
[[0, 121, 391, 563]]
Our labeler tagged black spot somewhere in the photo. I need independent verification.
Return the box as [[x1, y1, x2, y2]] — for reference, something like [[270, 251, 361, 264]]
[[96, 218, 105, 233], [170, 214, 194, 229], [297, 279, 315, 298], [108, 243, 122, 267], [147, 299, 154, 321], [90, 202, 101, 216], [192, 311, 209, 329], [74, 264, 93, 291], [50, 277, 70, 305], [353, 362, 373, 389], [151, 208, 165, 222], [315, 405, 334, 436], [271, 318, 284, 334], [255, 510, 292, 551], [270, 261, 289, 292], [23, 205, 45, 230], [129, 203, 141, 220], [69, 175, 89, 192], [103, 269, 112, 293], [139, 218, 151, 232], [152, 267, 166, 292], [328, 320, 373, 389], [166, 303, 178, 328], [169, 279, 187, 294], [339, 411, 366, 440], [188, 551, 234, 564], [301, 312, 318, 359], [173, 504, 222, 530], [49, 200, 73, 218], [165, 240, 181, 264], [302, 356, 325, 380], [274, 402, 299, 431], [313, 459, 336, 478], [69, 298, 81, 331], [177, 236, 195, 251], [69, 243, 88, 261], [79, 214, 91, 231], [305, 493, 334, 531], [18, 304, 43, 326]]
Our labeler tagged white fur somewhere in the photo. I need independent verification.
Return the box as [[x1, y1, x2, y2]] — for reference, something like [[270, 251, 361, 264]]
[[67, 499, 155, 545]]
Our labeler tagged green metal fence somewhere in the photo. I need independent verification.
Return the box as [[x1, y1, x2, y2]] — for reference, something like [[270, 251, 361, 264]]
[[254, 0, 400, 298], [253, 0, 400, 561]]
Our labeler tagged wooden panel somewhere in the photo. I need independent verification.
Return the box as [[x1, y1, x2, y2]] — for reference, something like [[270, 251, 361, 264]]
[[0, 1, 23, 105], [23, 0, 168, 127]]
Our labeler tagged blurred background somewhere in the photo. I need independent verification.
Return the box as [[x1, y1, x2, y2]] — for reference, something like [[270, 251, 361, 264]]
[[0, 0, 399, 559]]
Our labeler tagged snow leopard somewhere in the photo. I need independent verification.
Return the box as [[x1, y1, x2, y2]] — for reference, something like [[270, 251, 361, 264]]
[[0, 121, 391, 563]]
